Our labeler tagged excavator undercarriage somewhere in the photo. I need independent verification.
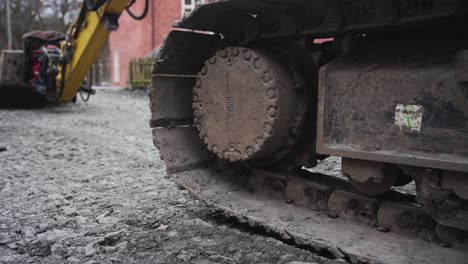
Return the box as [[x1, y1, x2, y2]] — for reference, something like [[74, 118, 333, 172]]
[[149, 1, 468, 263]]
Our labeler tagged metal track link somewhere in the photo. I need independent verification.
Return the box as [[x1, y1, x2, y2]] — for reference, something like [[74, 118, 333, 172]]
[[175, 168, 468, 264]]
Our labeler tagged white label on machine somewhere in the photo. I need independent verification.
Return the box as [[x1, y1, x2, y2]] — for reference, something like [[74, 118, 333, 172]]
[[395, 104, 424, 132]]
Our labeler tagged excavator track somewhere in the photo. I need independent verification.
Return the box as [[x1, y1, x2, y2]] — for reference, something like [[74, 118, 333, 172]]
[[175, 168, 468, 264], [149, 1, 468, 263]]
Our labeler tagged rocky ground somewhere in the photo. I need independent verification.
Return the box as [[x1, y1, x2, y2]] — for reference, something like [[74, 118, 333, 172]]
[[0, 89, 346, 264]]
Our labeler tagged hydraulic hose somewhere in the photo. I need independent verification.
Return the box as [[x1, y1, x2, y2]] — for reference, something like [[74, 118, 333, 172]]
[[49, 57, 67, 102], [79, 67, 93, 102], [126, 0, 149, 20]]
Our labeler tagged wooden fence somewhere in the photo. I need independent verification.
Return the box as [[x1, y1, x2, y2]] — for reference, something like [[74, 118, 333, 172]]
[[128, 58, 152, 89]]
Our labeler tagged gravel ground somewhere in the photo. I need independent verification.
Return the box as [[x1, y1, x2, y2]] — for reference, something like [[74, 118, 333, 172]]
[[0, 89, 345, 264]]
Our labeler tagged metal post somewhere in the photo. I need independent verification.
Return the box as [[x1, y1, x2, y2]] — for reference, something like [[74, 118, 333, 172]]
[[6, 0, 12, 49]]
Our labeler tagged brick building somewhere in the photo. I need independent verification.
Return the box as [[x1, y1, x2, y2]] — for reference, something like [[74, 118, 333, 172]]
[[109, 0, 201, 87]]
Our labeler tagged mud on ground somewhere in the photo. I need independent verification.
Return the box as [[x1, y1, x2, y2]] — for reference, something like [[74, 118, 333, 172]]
[[0, 89, 345, 264]]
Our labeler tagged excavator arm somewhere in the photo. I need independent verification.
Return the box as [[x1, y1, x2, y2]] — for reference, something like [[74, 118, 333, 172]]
[[58, 0, 130, 102], [0, 0, 148, 104]]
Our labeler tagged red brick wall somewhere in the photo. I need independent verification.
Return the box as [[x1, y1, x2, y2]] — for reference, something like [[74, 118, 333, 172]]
[[109, 0, 181, 87]]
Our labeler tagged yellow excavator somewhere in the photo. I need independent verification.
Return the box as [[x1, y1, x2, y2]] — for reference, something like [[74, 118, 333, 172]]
[[0, 0, 148, 104], [1, 1, 468, 263]]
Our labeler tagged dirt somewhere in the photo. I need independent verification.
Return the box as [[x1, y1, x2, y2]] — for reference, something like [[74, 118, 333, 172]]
[[0, 89, 343, 264]]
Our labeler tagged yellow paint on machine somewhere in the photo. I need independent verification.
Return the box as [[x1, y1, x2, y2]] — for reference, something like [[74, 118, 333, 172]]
[[59, 0, 129, 102]]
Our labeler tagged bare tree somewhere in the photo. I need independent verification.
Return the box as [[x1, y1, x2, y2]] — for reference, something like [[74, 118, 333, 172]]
[[43, 0, 82, 32], [0, 0, 44, 49], [0, 0, 82, 50]]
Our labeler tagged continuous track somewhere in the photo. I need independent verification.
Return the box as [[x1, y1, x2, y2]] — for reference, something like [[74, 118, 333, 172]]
[[149, 1, 468, 263], [175, 167, 468, 264]]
